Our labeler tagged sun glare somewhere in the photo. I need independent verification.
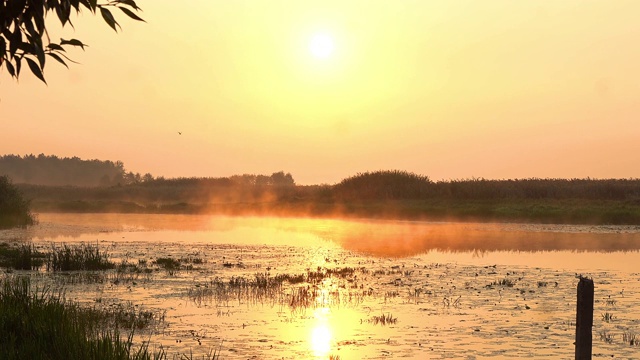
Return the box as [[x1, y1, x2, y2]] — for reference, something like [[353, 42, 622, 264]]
[[308, 33, 335, 59], [310, 323, 332, 355]]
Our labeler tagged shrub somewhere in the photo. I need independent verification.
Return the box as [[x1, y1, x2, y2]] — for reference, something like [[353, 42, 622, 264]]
[[0, 176, 36, 229]]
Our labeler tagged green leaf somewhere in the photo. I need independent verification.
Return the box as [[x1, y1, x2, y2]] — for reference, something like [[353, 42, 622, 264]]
[[5, 60, 16, 78], [47, 52, 68, 68], [24, 19, 38, 39], [78, 0, 92, 11], [119, 0, 140, 10], [56, 52, 80, 65], [34, 14, 46, 33], [33, 37, 46, 68], [26, 57, 46, 84], [99, 7, 120, 32], [60, 38, 87, 50], [70, 0, 81, 12], [9, 26, 21, 57], [17, 41, 34, 53], [47, 43, 66, 52], [119, 6, 145, 22], [55, 4, 69, 26], [14, 56, 21, 77]]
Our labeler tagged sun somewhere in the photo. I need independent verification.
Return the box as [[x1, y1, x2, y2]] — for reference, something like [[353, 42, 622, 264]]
[[308, 33, 335, 59]]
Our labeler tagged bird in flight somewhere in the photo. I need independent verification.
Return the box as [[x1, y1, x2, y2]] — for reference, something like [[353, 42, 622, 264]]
[[178, 132, 182, 135]]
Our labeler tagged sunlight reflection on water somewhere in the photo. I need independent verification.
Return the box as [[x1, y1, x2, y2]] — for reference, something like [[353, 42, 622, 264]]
[[310, 309, 332, 357], [14, 213, 640, 272], [2, 213, 640, 358]]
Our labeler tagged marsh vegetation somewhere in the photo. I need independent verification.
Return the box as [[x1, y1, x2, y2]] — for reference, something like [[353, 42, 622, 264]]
[[12, 170, 640, 225], [0, 214, 639, 358], [0, 277, 162, 360]]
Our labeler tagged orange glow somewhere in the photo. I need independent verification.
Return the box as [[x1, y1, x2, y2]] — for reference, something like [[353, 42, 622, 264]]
[[2, 2, 640, 183]]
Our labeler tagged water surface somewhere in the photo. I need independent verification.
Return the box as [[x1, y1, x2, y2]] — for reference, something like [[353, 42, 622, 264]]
[[1, 213, 639, 359]]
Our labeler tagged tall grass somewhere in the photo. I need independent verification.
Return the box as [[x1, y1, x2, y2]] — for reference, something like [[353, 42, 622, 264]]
[[0, 276, 162, 360], [47, 243, 115, 271], [0, 243, 46, 270]]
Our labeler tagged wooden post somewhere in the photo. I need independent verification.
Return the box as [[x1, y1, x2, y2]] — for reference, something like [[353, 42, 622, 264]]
[[575, 277, 594, 360]]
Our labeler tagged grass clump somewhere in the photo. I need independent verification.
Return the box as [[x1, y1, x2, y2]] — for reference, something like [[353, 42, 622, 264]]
[[0, 276, 162, 360], [364, 313, 398, 326], [488, 278, 516, 288], [602, 312, 615, 322], [0, 243, 46, 270], [47, 243, 115, 271], [622, 332, 639, 346], [154, 257, 182, 275]]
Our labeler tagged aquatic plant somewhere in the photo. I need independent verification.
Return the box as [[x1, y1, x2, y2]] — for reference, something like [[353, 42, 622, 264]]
[[364, 313, 398, 326], [0, 243, 46, 270], [599, 330, 615, 344], [154, 257, 181, 270], [602, 312, 615, 322], [489, 278, 516, 287], [47, 242, 115, 271], [622, 331, 638, 346], [0, 276, 163, 360]]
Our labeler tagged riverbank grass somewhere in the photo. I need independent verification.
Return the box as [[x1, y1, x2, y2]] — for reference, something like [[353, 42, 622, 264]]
[[0, 276, 161, 360]]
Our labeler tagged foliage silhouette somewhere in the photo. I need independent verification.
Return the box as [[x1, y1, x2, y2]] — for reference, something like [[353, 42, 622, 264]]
[[0, 175, 35, 229], [0, 154, 131, 186], [0, 0, 144, 83]]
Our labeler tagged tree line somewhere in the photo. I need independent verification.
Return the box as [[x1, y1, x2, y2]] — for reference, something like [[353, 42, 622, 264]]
[[333, 170, 640, 201], [0, 154, 136, 186], [0, 154, 295, 188]]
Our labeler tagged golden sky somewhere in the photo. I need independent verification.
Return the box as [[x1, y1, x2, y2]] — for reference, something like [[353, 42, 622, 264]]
[[2, 1, 640, 184]]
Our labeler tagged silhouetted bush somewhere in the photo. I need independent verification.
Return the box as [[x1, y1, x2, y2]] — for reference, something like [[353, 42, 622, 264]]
[[0, 176, 35, 229], [333, 170, 433, 201]]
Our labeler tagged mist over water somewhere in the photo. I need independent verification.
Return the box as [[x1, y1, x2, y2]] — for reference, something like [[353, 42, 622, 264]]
[[12, 213, 640, 272]]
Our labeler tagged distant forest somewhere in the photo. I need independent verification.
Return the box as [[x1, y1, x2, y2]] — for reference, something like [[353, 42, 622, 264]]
[[0, 154, 130, 186], [0, 154, 295, 188], [4, 154, 640, 224]]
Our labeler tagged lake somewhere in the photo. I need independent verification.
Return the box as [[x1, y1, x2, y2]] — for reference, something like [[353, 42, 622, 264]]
[[2, 213, 640, 359]]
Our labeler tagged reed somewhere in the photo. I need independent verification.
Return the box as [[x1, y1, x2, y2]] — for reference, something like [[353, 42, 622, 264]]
[[0, 243, 46, 270], [365, 313, 398, 326], [489, 278, 516, 288], [602, 312, 615, 322], [47, 242, 115, 271], [622, 331, 638, 346], [0, 276, 163, 360]]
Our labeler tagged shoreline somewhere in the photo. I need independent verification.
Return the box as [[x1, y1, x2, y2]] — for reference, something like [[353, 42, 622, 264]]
[[27, 198, 640, 226]]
